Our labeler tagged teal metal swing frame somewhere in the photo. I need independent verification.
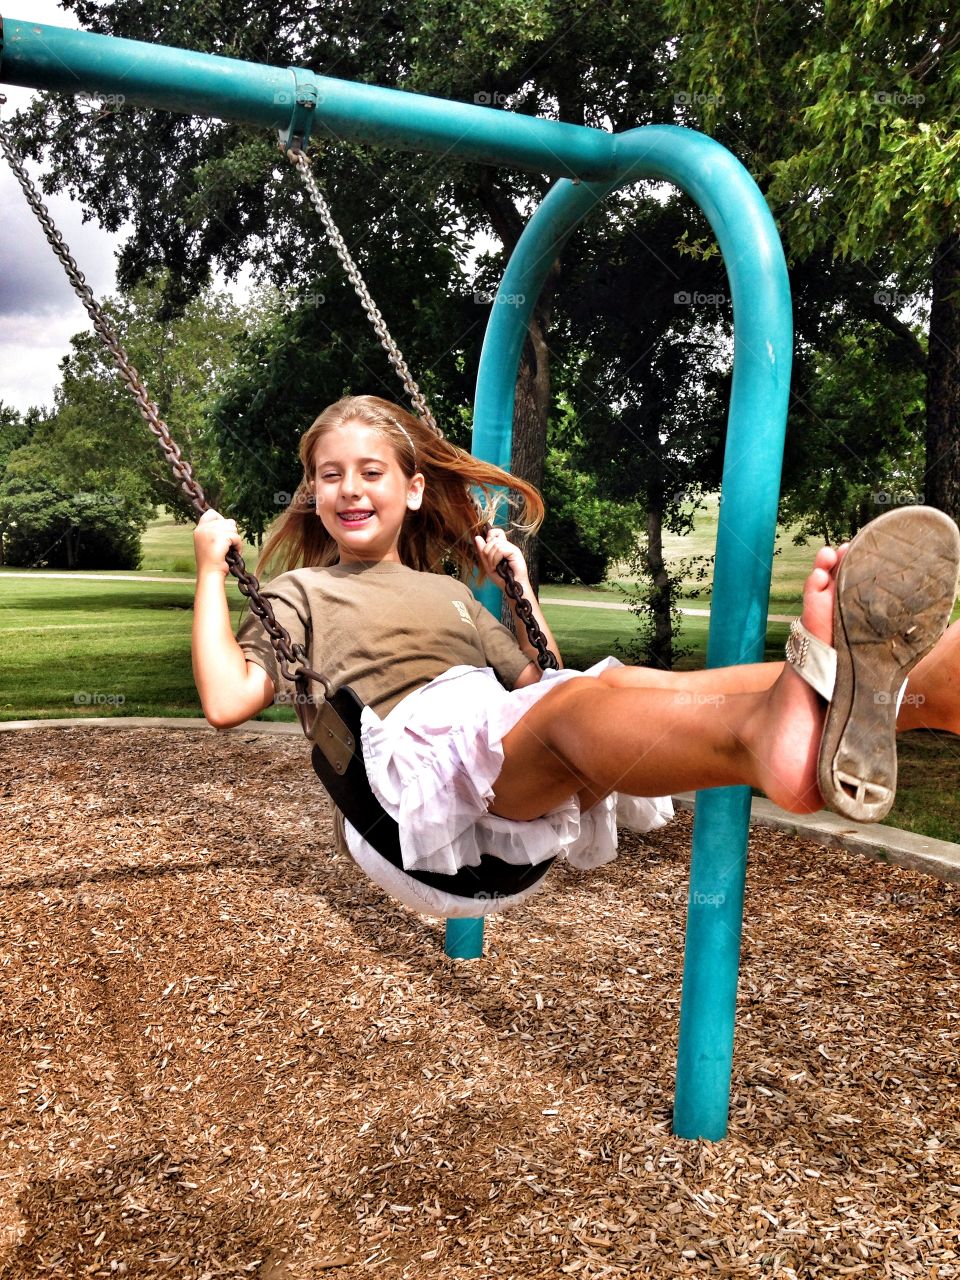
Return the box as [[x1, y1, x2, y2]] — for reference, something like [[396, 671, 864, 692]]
[[0, 15, 793, 1142]]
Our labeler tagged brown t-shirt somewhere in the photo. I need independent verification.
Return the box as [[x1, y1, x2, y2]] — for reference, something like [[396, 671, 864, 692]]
[[235, 560, 532, 717]]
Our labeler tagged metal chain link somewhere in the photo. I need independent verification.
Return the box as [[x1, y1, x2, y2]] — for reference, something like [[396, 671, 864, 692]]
[[498, 562, 560, 670], [288, 149, 442, 438], [0, 113, 327, 699], [288, 147, 558, 669]]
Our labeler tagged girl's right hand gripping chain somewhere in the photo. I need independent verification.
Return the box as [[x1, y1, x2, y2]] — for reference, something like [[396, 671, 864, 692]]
[[192, 509, 277, 728], [194, 509, 244, 578], [474, 526, 530, 590]]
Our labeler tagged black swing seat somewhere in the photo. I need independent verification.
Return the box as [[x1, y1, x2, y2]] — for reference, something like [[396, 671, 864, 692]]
[[309, 685, 555, 902]]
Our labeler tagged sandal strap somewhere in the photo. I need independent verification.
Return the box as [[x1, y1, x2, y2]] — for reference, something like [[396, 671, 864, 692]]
[[785, 618, 837, 701]]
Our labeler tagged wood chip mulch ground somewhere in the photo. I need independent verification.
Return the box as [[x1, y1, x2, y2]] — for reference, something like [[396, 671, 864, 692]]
[[2, 726, 959, 1279]]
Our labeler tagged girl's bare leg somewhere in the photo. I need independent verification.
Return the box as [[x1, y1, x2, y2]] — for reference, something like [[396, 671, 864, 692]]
[[491, 549, 839, 821], [597, 659, 777, 696], [597, 587, 960, 734], [894, 620, 960, 732]]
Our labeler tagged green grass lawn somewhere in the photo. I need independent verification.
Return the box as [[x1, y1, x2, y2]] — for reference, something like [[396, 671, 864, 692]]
[[656, 493, 817, 605], [139, 515, 203, 575], [0, 576, 224, 719], [2, 510, 958, 842]]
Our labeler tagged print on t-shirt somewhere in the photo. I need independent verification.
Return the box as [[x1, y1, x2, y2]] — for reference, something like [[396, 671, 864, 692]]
[[452, 600, 475, 627]]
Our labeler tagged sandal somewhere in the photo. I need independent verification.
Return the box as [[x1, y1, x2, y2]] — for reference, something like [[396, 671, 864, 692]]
[[786, 505, 960, 822]]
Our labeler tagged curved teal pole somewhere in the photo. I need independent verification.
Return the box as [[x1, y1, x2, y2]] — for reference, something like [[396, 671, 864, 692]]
[[473, 126, 793, 1139], [0, 17, 613, 180]]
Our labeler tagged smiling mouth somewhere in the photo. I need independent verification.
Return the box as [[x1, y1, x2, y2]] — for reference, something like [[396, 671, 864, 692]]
[[338, 510, 374, 524]]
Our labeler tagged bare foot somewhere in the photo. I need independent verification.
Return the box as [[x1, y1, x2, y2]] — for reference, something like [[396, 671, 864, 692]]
[[899, 616, 960, 733], [751, 546, 840, 813]]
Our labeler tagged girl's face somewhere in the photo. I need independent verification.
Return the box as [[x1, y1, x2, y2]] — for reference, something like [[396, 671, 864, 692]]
[[311, 421, 424, 564]]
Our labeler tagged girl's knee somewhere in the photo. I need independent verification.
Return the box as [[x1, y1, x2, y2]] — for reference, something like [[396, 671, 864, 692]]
[[548, 675, 602, 713], [534, 678, 606, 756]]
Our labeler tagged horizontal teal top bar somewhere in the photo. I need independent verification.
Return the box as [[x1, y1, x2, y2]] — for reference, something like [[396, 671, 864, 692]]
[[0, 17, 616, 179]]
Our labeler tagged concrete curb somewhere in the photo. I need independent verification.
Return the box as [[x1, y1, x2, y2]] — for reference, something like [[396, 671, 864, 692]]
[[0, 716, 303, 736], [673, 792, 960, 886], [4, 719, 958, 886]]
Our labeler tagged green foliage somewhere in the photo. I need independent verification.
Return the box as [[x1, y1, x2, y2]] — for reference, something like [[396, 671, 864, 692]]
[[17, 0, 950, 598], [551, 194, 728, 659], [0, 442, 149, 569], [617, 546, 712, 668], [664, 0, 960, 262], [538, 441, 642, 584], [664, 0, 958, 518], [781, 323, 926, 544], [48, 281, 247, 517], [0, 279, 247, 569], [0, 403, 32, 476]]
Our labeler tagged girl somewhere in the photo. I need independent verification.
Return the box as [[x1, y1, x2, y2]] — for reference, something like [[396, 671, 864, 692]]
[[192, 395, 960, 918]]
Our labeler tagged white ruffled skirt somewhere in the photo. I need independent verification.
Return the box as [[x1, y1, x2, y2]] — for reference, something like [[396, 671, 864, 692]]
[[342, 658, 674, 918]]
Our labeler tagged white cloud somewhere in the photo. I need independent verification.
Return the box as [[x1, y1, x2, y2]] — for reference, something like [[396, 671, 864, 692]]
[[1, 3, 117, 412], [1, 3, 258, 416]]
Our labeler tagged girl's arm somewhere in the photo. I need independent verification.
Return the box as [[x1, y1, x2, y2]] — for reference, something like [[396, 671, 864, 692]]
[[192, 510, 277, 728], [474, 528, 563, 685]]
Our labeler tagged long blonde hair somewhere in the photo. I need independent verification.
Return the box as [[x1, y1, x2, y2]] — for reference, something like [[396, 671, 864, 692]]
[[257, 395, 545, 582]]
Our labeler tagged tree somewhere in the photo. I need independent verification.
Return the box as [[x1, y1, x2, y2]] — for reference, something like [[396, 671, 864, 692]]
[[14, 0, 681, 589], [0, 280, 240, 567], [0, 439, 150, 568], [0, 403, 31, 472], [17, 0, 940, 663], [665, 0, 960, 518], [47, 281, 247, 517], [536, 399, 644, 585], [0, 404, 33, 565], [780, 323, 926, 545], [549, 193, 729, 666]]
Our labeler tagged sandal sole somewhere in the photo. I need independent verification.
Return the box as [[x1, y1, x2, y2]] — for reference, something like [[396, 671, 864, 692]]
[[818, 506, 960, 822]]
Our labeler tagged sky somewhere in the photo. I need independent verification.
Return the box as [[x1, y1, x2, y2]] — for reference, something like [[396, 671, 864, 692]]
[[0, 3, 124, 414]]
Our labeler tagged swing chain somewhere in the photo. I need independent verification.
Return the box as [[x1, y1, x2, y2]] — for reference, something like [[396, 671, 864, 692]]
[[499, 560, 560, 670], [288, 148, 443, 438], [0, 119, 328, 700], [288, 147, 559, 670]]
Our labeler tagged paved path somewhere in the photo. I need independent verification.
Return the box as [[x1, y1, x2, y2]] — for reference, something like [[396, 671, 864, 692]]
[[0, 571, 196, 584], [1, 572, 796, 623], [672, 792, 960, 886], [541, 596, 795, 623], [4, 717, 957, 883]]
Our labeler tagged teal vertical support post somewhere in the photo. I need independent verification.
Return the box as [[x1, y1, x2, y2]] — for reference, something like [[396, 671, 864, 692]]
[[475, 129, 793, 1140], [444, 917, 485, 959]]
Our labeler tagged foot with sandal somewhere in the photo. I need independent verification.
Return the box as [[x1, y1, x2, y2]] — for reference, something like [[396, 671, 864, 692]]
[[725, 504, 959, 824], [786, 506, 960, 822], [566, 504, 960, 826]]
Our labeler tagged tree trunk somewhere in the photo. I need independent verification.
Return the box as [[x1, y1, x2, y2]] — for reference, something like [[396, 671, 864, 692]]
[[644, 500, 674, 670], [925, 231, 960, 520], [510, 315, 552, 596], [474, 174, 557, 602]]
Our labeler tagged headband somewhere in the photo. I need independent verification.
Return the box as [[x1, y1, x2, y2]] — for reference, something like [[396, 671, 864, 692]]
[[390, 419, 418, 471]]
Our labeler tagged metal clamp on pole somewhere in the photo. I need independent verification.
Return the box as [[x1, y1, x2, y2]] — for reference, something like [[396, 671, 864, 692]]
[[278, 67, 318, 153]]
